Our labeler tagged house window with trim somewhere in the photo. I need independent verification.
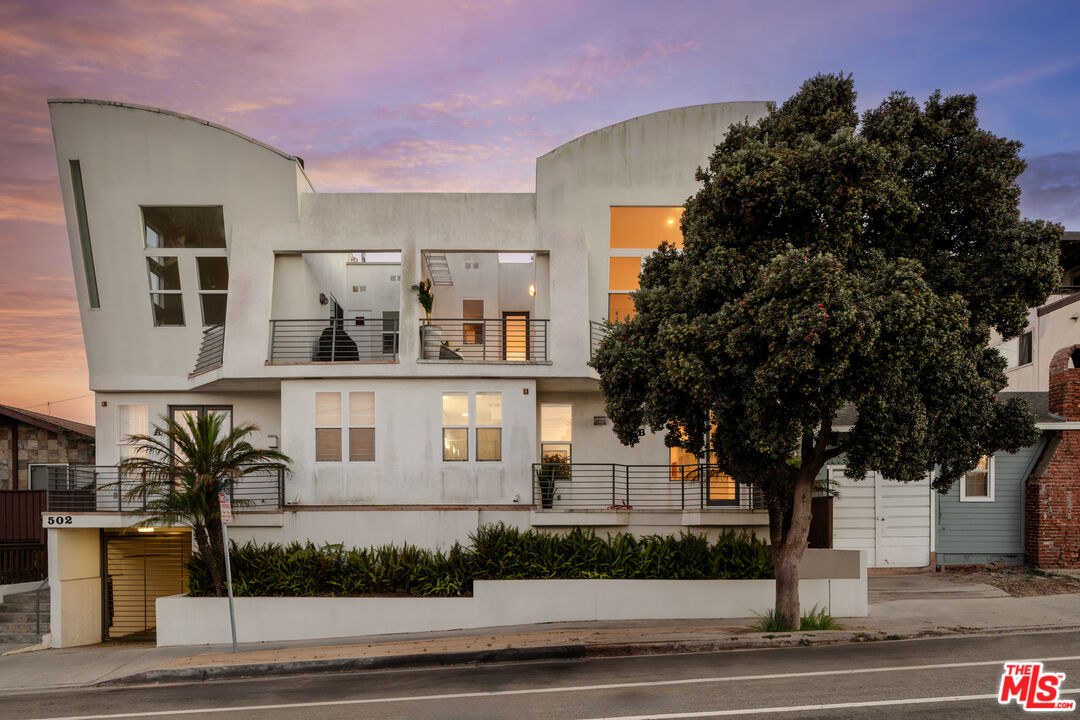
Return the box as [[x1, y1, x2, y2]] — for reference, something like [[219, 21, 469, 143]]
[[142, 206, 228, 328], [960, 455, 995, 502], [315, 392, 342, 462], [348, 392, 375, 461], [476, 393, 502, 461], [540, 404, 572, 462], [442, 393, 469, 461], [117, 405, 148, 460]]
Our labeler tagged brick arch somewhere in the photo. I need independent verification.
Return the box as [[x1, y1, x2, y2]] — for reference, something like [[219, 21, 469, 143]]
[[1048, 345, 1080, 422]]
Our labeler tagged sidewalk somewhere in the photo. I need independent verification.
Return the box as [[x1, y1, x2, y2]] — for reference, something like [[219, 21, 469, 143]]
[[1, 574, 1078, 693]]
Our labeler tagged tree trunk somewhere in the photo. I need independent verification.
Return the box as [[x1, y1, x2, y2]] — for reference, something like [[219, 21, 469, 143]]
[[204, 518, 227, 597], [770, 471, 814, 628], [191, 523, 224, 597]]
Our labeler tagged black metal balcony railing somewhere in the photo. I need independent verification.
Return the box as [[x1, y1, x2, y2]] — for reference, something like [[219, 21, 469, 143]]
[[531, 463, 764, 512], [420, 318, 549, 362], [269, 319, 399, 363], [589, 320, 611, 360], [191, 324, 225, 375], [45, 466, 284, 513]]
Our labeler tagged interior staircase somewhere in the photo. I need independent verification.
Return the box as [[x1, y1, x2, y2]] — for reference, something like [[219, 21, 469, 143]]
[[0, 588, 49, 644]]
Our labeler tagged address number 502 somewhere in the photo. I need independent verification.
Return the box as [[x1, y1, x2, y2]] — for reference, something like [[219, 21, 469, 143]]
[[46, 515, 73, 525]]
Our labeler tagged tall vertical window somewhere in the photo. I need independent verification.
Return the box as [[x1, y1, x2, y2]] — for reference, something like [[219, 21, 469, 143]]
[[463, 299, 484, 345], [69, 160, 100, 308], [608, 207, 683, 322], [540, 404, 572, 461], [442, 393, 469, 461], [961, 455, 995, 502], [475, 393, 502, 461], [117, 405, 148, 460], [147, 256, 184, 326], [348, 392, 375, 461], [196, 257, 229, 326], [315, 393, 342, 462], [142, 207, 227, 327]]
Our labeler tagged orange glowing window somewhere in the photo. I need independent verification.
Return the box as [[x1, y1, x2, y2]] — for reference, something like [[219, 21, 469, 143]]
[[608, 293, 635, 322], [610, 207, 684, 249], [608, 257, 643, 291]]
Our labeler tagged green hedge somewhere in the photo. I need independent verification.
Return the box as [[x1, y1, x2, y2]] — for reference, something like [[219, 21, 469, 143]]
[[187, 523, 773, 597]]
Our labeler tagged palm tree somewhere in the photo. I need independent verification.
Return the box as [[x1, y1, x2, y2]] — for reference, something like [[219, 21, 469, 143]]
[[118, 412, 290, 596]]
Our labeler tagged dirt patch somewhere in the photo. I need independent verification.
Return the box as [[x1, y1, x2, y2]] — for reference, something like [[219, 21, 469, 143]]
[[942, 566, 1080, 597]]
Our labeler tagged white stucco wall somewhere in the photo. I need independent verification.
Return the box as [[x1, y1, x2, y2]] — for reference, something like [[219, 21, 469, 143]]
[[48, 100, 305, 392], [48, 528, 102, 648], [280, 378, 536, 505], [999, 297, 1080, 391], [156, 549, 867, 646]]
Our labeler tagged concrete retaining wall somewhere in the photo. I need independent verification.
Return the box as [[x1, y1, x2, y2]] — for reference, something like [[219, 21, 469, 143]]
[[156, 549, 866, 646]]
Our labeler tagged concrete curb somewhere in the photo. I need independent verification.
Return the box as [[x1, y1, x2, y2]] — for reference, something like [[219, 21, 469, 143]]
[[101, 644, 587, 686], [98, 623, 1080, 687]]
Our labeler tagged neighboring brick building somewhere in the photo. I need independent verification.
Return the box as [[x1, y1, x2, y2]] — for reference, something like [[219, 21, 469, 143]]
[[0, 405, 95, 490], [1025, 346, 1080, 568]]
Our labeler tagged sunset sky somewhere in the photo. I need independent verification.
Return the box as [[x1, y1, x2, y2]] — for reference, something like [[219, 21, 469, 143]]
[[2, 0, 1080, 425]]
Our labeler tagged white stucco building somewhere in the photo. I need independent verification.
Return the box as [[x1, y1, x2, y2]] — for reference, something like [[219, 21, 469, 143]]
[[45, 98, 785, 645]]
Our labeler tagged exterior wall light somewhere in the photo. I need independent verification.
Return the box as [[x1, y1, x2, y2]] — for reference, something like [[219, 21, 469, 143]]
[[528, 284, 536, 297]]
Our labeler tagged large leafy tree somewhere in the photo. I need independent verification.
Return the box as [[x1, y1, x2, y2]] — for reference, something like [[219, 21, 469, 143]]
[[118, 413, 291, 597], [591, 74, 1062, 626]]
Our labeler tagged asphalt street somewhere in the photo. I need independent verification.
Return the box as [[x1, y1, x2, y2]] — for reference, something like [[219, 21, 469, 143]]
[[2, 631, 1078, 720]]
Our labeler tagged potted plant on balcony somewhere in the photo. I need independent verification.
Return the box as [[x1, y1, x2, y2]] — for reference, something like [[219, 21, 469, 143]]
[[536, 452, 570, 509], [412, 278, 442, 359]]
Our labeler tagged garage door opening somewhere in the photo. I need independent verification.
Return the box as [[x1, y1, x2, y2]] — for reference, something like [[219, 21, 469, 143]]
[[102, 529, 191, 640]]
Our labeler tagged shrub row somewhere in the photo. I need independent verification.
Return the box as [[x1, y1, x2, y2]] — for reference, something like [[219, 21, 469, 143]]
[[187, 523, 773, 597]]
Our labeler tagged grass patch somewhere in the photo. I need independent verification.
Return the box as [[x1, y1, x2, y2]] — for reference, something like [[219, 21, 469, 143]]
[[800, 605, 841, 631], [753, 605, 842, 632]]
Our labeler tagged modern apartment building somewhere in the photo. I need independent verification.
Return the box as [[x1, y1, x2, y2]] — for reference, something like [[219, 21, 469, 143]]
[[46, 98, 779, 645]]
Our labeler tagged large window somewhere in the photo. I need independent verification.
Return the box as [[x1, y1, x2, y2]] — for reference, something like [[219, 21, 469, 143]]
[[143, 207, 226, 249], [608, 207, 684, 322], [348, 392, 375, 462], [142, 207, 228, 327], [442, 393, 469, 461], [315, 393, 342, 462], [961, 455, 995, 502], [475, 393, 502, 462], [540, 404, 572, 462], [442, 392, 501, 461], [117, 405, 148, 460]]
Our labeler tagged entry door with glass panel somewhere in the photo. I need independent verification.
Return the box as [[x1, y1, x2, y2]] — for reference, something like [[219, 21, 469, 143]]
[[503, 312, 529, 361]]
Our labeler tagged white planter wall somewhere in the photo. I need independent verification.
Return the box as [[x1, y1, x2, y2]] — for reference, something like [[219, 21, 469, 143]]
[[156, 550, 866, 646]]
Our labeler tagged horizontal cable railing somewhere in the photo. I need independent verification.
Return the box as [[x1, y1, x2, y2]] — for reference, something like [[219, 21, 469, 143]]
[[532, 463, 762, 512], [45, 466, 284, 513], [589, 320, 611, 360], [420, 318, 549, 362], [191, 324, 225, 375], [269, 319, 399, 363]]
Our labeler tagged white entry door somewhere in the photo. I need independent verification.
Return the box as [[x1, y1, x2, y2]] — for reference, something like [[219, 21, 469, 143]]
[[828, 467, 931, 568]]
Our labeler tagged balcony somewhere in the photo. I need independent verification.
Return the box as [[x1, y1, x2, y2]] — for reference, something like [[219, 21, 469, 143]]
[[531, 463, 763, 512], [268, 319, 399, 363], [45, 466, 284, 513], [420, 318, 549, 362], [589, 320, 611, 360]]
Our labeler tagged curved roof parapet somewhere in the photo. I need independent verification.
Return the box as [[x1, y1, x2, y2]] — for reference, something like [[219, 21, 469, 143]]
[[539, 101, 773, 160], [47, 98, 306, 169]]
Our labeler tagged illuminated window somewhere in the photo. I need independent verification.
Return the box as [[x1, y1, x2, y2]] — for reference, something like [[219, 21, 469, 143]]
[[961, 456, 994, 502], [476, 393, 502, 461], [540, 404, 572, 462], [442, 393, 469, 461], [609, 207, 684, 249]]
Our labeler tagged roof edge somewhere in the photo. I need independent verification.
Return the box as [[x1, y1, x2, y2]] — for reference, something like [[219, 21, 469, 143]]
[[538, 101, 774, 160], [47, 98, 304, 168]]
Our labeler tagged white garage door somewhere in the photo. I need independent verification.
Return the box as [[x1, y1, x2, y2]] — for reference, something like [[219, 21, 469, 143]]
[[828, 467, 931, 568]]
